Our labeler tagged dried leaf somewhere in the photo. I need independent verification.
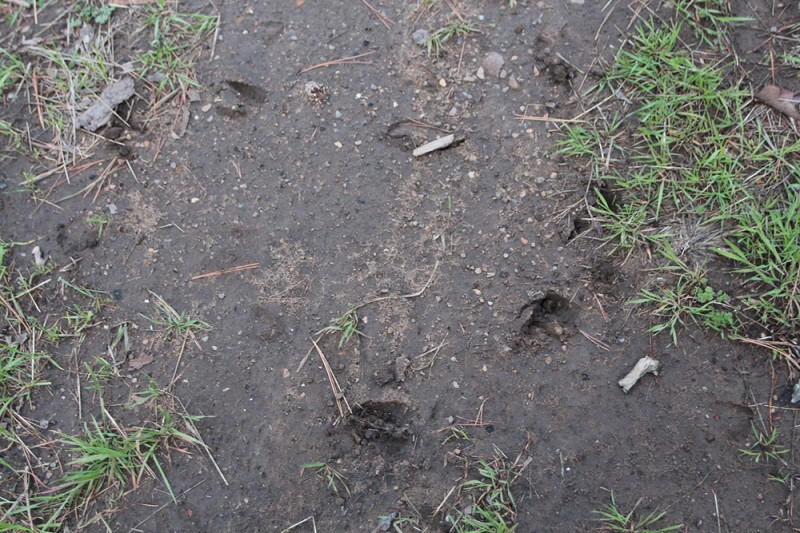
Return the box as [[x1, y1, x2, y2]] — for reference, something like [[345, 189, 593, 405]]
[[128, 353, 154, 370], [755, 84, 800, 120], [75, 77, 136, 132]]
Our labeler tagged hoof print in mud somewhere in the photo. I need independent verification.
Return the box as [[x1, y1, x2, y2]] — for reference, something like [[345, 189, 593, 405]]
[[225, 80, 268, 103], [518, 292, 578, 338], [351, 400, 412, 443]]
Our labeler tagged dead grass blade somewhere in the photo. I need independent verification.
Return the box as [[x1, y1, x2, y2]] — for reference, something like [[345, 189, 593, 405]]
[[190, 263, 260, 280], [310, 337, 351, 418], [299, 51, 377, 74]]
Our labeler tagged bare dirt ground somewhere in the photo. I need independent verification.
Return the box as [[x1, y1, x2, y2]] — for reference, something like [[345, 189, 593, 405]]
[[1, 0, 799, 532]]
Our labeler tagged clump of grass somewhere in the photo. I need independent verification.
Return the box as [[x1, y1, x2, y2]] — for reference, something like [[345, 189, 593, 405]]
[[71, 0, 117, 26], [145, 291, 211, 342], [86, 213, 111, 239], [0, 344, 53, 423], [5, 408, 201, 530], [316, 306, 364, 348], [630, 260, 737, 344], [739, 421, 789, 464], [137, 1, 218, 95], [425, 22, 480, 56], [447, 449, 526, 533], [441, 424, 475, 445], [715, 192, 800, 330], [674, 0, 751, 47], [556, 11, 800, 349], [592, 491, 682, 532], [0, 48, 24, 95], [0, 0, 218, 175], [301, 461, 350, 497]]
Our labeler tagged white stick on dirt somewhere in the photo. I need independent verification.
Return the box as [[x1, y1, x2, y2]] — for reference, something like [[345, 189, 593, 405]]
[[413, 134, 455, 157], [618, 356, 660, 393]]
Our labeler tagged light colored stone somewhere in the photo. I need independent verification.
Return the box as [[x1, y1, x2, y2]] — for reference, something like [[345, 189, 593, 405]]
[[482, 52, 505, 77]]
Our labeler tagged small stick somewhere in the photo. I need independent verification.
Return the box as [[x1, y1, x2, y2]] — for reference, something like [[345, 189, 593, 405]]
[[738, 337, 800, 371], [128, 480, 206, 533], [593, 292, 609, 322], [513, 114, 588, 124], [76, 370, 82, 419], [360, 0, 394, 28], [298, 260, 440, 373], [413, 134, 455, 157], [300, 51, 376, 74], [170, 335, 188, 388], [310, 338, 351, 417], [443, 0, 464, 22], [578, 328, 611, 351], [456, 39, 466, 78], [402, 116, 451, 132], [281, 516, 317, 533], [355, 259, 439, 309], [191, 263, 260, 280], [411, 333, 448, 370], [209, 13, 221, 60], [713, 490, 721, 533], [433, 485, 457, 517], [177, 399, 229, 486]]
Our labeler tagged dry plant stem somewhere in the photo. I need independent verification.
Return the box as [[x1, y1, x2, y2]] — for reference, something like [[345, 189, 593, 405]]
[[738, 337, 800, 371], [403, 117, 452, 132], [296, 259, 440, 372], [128, 480, 206, 533], [578, 328, 611, 351], [444, 0, 464, 22], [360, 0, 394, 28], [311, 338, 351, 418], [56, 159, 122, 203], [176, 398, 229, 486], [354, 259, 439, 310], [282, 516, 318, 533], [170, 335, 189, 389], [191, 263, 260, 280], [513, 114, 588, 123], [300, 51, 377, 73], [433, 484, 457, 517]]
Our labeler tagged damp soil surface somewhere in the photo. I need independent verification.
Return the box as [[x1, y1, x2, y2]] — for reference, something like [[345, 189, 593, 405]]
[[1, 1, 798, 531]]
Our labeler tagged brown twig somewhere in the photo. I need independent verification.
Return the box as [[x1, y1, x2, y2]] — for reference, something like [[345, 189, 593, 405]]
[[360, 0, 394, 28], [353, 259, 439, 310], [593, 292, 609, 322], [513, 114, 588, 124], [443, 0, 464, 22], [191, 263, 260, 280], [310, 338, 351, 418], [578, 328, 611, 351], [402, 116, 452, 132], [300, 51, 376, 74], [738, 337, 800, 371]]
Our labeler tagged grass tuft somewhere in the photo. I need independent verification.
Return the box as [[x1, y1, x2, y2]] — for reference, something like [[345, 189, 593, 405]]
[[425, 22, 480, 56], [556, 11, 800, 348], [592, 491, 682, 532]]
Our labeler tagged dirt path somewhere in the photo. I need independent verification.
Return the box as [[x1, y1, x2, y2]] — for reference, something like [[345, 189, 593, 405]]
[[1, 1, 798, 531]]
